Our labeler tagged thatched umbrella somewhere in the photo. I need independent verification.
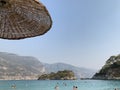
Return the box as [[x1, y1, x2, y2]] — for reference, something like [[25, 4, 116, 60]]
[[0, 0, 52, 39]]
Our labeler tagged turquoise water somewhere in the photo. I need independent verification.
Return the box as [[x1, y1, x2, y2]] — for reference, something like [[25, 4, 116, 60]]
[[0, 80, 120, 90]]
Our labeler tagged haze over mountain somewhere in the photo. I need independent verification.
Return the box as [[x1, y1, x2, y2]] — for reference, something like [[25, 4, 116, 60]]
[[44, 63, 96, 78], [0, 52, 96, 80]]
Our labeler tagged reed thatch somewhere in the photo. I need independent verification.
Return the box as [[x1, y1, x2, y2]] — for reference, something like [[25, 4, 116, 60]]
[[0, 0, 52, 39]]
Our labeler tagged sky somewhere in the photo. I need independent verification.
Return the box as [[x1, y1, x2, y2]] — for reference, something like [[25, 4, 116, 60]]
[[0, 0, 120, 69]]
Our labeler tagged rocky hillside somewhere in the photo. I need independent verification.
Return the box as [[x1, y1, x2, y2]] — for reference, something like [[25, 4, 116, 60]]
[[0, 52, 45, 80], [44, 63, 96, 79], [92, 54, 120, 80]]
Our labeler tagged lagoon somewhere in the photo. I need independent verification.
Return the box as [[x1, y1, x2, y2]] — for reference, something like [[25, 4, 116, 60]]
[[0, 80, 120, 90]]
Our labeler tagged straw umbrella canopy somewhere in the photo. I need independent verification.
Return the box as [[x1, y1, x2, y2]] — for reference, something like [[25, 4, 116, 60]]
[[0, 0, 52, 39]]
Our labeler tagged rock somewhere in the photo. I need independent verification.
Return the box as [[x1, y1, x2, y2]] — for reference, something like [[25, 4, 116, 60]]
[[38, 70, 76, 80]]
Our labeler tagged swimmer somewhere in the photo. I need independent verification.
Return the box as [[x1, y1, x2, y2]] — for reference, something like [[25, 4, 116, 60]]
[[11, 84, 16, 89], [63, 82, 67, 86]]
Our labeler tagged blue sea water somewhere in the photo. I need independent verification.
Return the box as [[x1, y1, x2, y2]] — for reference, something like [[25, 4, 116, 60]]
[[0, 80, 120, 90]]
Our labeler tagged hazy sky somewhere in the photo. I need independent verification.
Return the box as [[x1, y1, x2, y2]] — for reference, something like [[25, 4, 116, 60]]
[[0, 0, 120, 69]]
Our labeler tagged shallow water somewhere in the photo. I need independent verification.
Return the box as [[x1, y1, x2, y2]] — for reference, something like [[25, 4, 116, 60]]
[[0, 80, 120, 90]]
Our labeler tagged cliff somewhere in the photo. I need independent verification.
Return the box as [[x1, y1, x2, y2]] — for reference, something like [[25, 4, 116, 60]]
[[92, 54, 120, 79], [38, 70, 76, 80]]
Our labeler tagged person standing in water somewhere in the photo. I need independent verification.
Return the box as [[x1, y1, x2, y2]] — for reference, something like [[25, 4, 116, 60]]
[[54, 85, 59, 90], [73, 86, 78, 90]]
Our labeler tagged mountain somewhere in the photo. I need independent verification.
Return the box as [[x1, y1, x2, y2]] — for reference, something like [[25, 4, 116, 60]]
[[44, 63, 96, 78], [0, 52, 45, 80], [92, 54, 120, 80], [0, 52, 96, 80]]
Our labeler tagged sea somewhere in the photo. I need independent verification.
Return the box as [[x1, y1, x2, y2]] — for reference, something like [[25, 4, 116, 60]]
[[0, 80, 120, 90]]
